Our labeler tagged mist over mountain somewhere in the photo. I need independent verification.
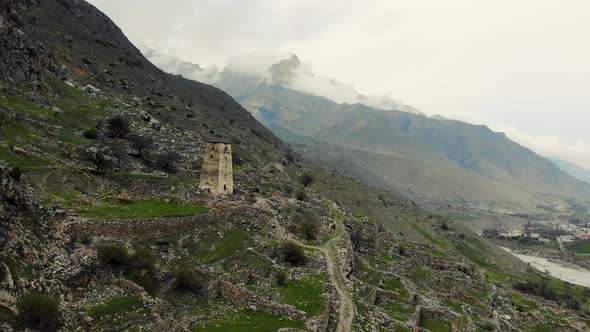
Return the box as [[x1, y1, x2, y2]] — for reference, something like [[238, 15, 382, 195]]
[[143, 48, 423, 115], [145, 51, 590, 208], [551, 158, 590, 185]]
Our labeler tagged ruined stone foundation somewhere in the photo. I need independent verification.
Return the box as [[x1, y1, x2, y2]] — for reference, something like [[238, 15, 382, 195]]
[[199, 142, 233, 195]]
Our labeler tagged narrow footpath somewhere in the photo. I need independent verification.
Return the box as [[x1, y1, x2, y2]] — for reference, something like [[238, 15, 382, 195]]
[[296, 213, 355, 332]]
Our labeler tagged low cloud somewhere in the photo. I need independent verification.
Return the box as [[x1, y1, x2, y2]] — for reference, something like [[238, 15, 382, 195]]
[[287, 63, 410, 111], [143, 47, 221, 84], [494, 125, 590, 169], [144, 48, 420, 113]]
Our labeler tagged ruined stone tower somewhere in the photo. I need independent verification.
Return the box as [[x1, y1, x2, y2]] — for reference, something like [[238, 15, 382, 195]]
[[199, 140, 233, 195]]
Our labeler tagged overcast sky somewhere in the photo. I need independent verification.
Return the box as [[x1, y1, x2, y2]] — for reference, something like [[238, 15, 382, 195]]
[[89, 0, 590, 168]]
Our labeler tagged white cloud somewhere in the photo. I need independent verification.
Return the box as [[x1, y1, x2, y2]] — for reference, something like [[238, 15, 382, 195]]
[[494, 125, 590, 169], [88, 0, 590, 168]]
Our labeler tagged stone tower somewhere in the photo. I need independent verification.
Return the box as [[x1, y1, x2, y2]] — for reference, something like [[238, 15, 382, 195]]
[[199, 140, 233, 195]]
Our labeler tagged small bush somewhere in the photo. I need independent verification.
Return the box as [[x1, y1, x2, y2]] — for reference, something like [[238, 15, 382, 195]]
[[299, 173, 314, 187], [16, 292, 60, 331], [98, 246, 159, 293], [285, 149, 296, 164], [128, 249, 156, 272], [0, 110, 12, 129], [98, 245, 129, 267], [350, 226, 365, 252], [295, 188, 307, 201], [154, 151, 181, 173], [172, 268, 206, 294], [81, 145, 116, 174], [284, 186, 294, 195], [565, 297, 581, 310], [83, 127, 97, 139], [282, 241, 306, 266], [8, 166, 22, 181], [128, 134, 153, 157], [126, 249, 158, 294], [513, 280, 565, 304], [275, 271, 288, 286], [78, 233, 92, 245], [233, 155, 244, 167], [398, 246, 406, 256], [106, 115, 130, 138], [299, 217, 320, 241]]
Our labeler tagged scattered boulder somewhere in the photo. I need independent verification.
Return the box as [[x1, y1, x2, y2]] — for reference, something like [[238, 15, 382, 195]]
[[12, 147, 27, 156], [140, 110, 151, 122], [0, 262, 14, 289], [83, 84, 101, 97]]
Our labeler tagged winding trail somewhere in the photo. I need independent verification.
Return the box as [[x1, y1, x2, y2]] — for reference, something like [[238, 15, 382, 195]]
[[556, 236, 568, 255], [294, 212, 355, 332]]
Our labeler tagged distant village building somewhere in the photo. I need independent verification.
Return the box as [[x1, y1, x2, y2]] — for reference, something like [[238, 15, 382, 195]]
[[199, 140, 233, 195], [500, 230, 523, 238], [561, 235, 575, 243]]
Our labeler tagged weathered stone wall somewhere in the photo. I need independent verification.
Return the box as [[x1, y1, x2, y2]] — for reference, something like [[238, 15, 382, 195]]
[[199, 142, 233, 195], [210, 280, 307, 322]]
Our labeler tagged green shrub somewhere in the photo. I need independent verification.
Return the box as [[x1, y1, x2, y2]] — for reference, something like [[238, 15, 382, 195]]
[[299, 217, 320, 241], [98, 246, 159, 294], [8, 166, 22, 181], [98, 245, 129, 267], [299, 173, 314, 187], [83, 127, 98, 139], [106, 115, 130, 138], [282, 241, 306, 266], [154, 151, 181, 173], [16, 292, 60, 331], [172, 268, 206, 294], [126, 249, 158, 294], [81, 145, 116, 174], [285, 149, 296, 164], [284, 186, 294, 195], [78, 233, 92, 245], [127, 134, 153, 157], [128, 248, 156, 271], [275, 271, 288, 286], [295, 188, 307, 201]]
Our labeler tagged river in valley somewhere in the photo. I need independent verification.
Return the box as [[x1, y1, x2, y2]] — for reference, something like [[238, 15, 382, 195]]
[[501, 247, 590, 288]]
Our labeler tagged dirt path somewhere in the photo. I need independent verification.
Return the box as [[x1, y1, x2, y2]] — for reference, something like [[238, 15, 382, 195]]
[[556, 236, 568, 255], [297, 213, 355, 332]]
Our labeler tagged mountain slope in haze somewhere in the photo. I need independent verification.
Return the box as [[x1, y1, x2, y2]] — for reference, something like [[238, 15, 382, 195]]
[[147, 51, 590, 206], [551, 158, 590, 185]]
